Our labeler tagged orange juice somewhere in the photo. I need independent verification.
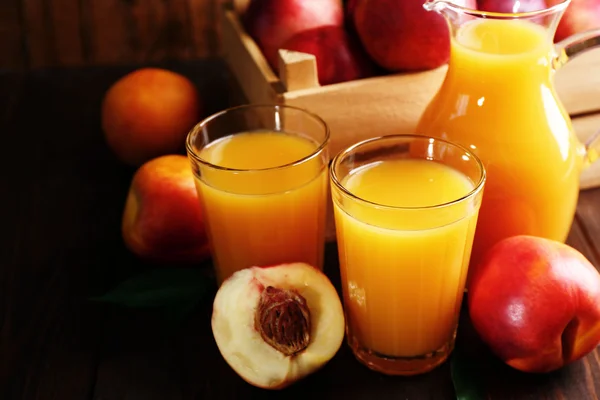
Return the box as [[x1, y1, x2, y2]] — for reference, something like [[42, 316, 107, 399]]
[[417, 18, 582, 272], [333, 159, 478, 357], [195, 130, 327, 283]]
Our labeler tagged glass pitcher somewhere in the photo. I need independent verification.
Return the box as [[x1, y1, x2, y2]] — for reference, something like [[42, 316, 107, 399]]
[[416, 0, 600, 284]]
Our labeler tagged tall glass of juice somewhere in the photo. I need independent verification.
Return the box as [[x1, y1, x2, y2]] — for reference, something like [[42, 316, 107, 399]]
[[330, 135, 486, 376], [186, 104, 330, 285]]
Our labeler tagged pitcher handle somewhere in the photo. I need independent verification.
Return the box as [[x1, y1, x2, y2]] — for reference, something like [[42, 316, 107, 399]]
[[585, 131, 600, 168], [553, 28, 600, 67], [553, 29, 600, 168]]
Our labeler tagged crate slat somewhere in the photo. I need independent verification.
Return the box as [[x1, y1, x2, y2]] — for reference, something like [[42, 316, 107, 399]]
[[221, 7, 281, 105], [555, 49, 600, 116]]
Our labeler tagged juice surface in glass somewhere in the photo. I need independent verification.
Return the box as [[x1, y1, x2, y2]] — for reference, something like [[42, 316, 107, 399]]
[[417, 18, 582, 272], [334, 158, 478, 357], [195, 130, 327, 283]]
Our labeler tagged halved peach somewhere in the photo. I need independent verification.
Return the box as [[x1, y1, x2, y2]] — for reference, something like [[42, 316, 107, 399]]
[[211, 263, 345, 389]]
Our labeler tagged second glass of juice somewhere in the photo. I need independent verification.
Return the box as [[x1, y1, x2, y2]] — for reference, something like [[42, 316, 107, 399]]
[[330, 135, 486, 376], [186, 104, 330, 285]]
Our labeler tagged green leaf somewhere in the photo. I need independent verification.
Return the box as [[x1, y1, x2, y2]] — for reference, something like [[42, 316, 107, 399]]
[[90, 268, 213, 308], [451, 347, 487, 400]]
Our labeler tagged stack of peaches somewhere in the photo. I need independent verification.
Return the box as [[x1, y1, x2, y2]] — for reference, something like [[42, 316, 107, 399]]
[[100, 0, 600, 391]]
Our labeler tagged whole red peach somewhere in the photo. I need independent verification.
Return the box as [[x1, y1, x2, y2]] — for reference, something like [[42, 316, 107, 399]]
[[122, 154, 210, 264], [102, 68, 201, 166], [468, 235, 600, 373]]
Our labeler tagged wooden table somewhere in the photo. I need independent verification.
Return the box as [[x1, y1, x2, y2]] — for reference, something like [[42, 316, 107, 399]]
[[1, 61, 599, 400]]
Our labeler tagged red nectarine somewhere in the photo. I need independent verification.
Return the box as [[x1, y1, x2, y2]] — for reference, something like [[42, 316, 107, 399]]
[[547, 0, 600, 42], [468, 235, 600, 373], [280, 26, 376, 85], [122, 154, 210, 264], [102, 68, 201, 166], [243, 0, 344, 71], [352, 0, 477, 71]]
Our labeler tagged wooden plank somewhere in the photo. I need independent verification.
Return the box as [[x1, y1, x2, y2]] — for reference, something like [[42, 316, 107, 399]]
[[284, 66, 448, 158], [49, 0, 85, 67], [124, 0, 164, 63], [278, 50, 320, 92], [570, 188, 600, 400], [21, 0, 56, 68], [126, 0, 194, 63], [85, 0, 132, 65], [17, 302, 99, 400], [555, 49, 600, 116], [189, 0, 222, 58], [20, 0, 86, 67], [575, 187, 600, 266], [568, 212, 600, 268], [162, 0, 196, 61], [0, 0, 26, 70], [83, 0, 220, 66], [93, 313, 184, 400], [0, 71, 104, 399], [573, 113, 600, 190]]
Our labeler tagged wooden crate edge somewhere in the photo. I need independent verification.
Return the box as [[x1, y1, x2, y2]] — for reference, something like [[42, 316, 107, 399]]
[[220, 5, 281, 105]]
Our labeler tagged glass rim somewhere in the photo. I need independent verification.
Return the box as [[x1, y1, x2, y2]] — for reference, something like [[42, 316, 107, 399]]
[[330, 134, 487, 211], [427, 0, 570, 20], [185, 104, 330, 173]]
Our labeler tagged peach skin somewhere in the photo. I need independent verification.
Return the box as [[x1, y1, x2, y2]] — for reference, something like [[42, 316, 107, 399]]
[[468, 235, 600, 373], [122, 154, 210, 264]]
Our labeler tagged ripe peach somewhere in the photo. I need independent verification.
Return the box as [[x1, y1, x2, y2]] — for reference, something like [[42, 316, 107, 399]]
[[546, 0, 600, 42], [468, 235, 600, 373], [243, 0, 344, 71], [280, 25, 376, 85], [211, 263, 345, 389], [352, 0, 477, 71], [102, 68, 201, 166], [122, 154, 210, 264]]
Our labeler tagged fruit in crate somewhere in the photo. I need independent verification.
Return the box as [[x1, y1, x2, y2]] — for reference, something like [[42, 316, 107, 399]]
[[476, 0, 546, 13], [468, 235, 600, 373], [547, 0, 600, 41], [351, 0, 477, 71], [280, 25, 376, 85], [243, 0, 344, 71], [345, 0, 360, 27], [101, 68, 201, 166], [477, 0, 600, 42], [122, 154, 210, 264], [211, 262, 345, 389]]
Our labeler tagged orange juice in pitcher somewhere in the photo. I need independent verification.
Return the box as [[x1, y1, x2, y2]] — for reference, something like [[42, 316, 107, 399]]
[[418, 0, 600, 280]]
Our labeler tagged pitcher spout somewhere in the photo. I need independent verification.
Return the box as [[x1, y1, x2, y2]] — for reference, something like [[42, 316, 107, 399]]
[[422, 0, 447, 13], [424, 0, 572, 23], [422, 0, 484, 31], [422, 0, 464, 19]]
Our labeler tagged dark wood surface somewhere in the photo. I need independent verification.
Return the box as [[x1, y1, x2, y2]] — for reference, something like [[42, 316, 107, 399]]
[[0, 0, 227, 71], [1, 60, 600, 400]]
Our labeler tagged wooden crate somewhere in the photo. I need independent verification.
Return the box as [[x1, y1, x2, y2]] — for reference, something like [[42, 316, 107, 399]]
[[221, 4, 449, 160], [220, 3, 600, 239], [220, 3, 600, 174]]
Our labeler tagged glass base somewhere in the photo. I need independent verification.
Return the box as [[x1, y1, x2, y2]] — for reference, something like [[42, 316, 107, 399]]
[[347, 332, 456, 376]]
